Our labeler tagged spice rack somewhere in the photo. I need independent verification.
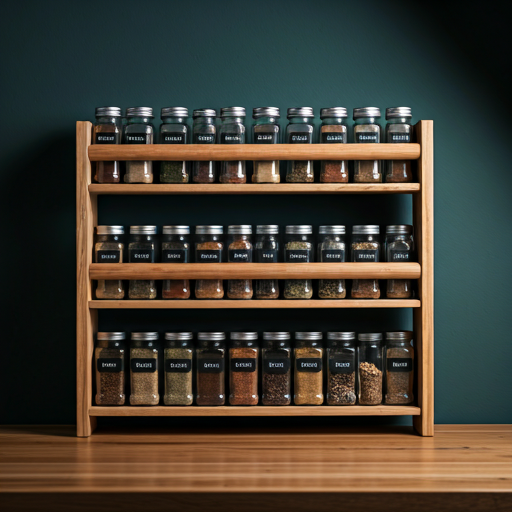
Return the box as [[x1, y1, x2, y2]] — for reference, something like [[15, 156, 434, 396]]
[[77, 120, 433, 437]]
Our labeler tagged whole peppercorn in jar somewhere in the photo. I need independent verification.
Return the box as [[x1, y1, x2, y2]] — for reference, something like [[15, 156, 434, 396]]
[[196, 332, 226, 406], [385, 107, 413, 183], [386, 225, 414, 299], [319, 107, 349, 183], [317, 225, 346, 299], [261, 332, 292, 406], [351, 225, 381, 299], [283, 225, 314, 299], [252, 107, 280, 183], [164, 332, 194, 406], [294, 332, 324, 405], [286, 107, 314, 182], [326, 332, 356, 405], [229, 332, 259, 406], [128, 225, 158, 300], [94, 225, 125, 300], [358, 333, 383, 405], [123, 107, 154, 183], [195, 225, 224, 299], [130, 332, 160, 406], [93, 107, 122, 183], [159, 107, 189, 183], [161, 225, 190, 300], [192, 109, 217, 183], [254, 225, 280, 299], [353, 107, 382, 183], [95, 332, 126, 405], [227, 225, 253, 300], [385, 331, 414, 405], [219, 107, 246, 183]]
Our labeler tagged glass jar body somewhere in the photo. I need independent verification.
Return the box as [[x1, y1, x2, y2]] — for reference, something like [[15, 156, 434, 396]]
[[286, 118, 314, 182], [254, 233, 280, 299], [93, 115, 122, 183], [385, 340, 414, 404], [320, 117, 348, 183], [385, 118, 413, 182], [159, 117, 189, 183], [123, 116, 154, 183], [284, 233, 313, 299], [164, 340, 193, 405], [294, 340, 324, 405], [353, 117, 382, 182], [358, 340, 383, 405], [227, 233, 253, 299], [195, 233, 224, 299], [162, 233, 190, 299], [95, 340, 125, 405], [318, 233, 346, 299], [95, 233, 125, 299], [192, 117, 216, 183], [261, 340, 291, 405], [219, 116, 246, 183], [128, 234, 157, 299], [386, 232, 414, 299], [229, 340, 259, 405], [196, 341, 226, 405], [252, 116, 280, 183], [326, 341, 356, 405], [130, 340, 159, 405], [351, 233, 380, 299]]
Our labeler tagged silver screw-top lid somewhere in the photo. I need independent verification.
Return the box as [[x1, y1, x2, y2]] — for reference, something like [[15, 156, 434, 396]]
[[221, 107, 246, 117], [386, 225, 413, 235], [263, 332, 290, 340], [327, 332, 356, 340], [352, 225, 380, 235], [230, 332, 258, 340], [287, 107, 314, 118], [256, 225, 279, 235], [95, 107, 122, 117], [386, 331, 413, 341], [358, 333, 383, 342], [96, 225, 124, 235], [193, 108, 217, 118], [196, 225, 223, 235], [253, 107, 280, 118], [320, 107, 347, 119], [228, 225, 252, 235], [386, 107, 412, 120], [126, 107, 154, 118], [295, 332, 323, 340], [97, 332, 126, 341], [130, 225, 157, 235], [131, 332, 159, 341], [197, 332, 226, 340], [286, 225, 313, 235], [353, 107, 381, 119], [319, 225, 345, 235], [165, 332, 193, 340], [161, 107, 188, 118], [162, 225, 190, 235]]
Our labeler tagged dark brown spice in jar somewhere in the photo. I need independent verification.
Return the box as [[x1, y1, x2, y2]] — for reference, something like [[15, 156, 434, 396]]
[[353, 107, 382, 183], [351, 225, 381, 299], [227, 225, 253, 300], [385, 107, 413, 183], [196, 333, 226, 406], [229, 333, 259, 405], [93, 107, 122, 183], [326, 332, 356, 405], [95, 332, 126, 406], [385, 332, 414, 405], [385, 224, 414, 299], [95, 225, 125, 300], [161, 225, 190, 300], [262, 332, 291, 405]]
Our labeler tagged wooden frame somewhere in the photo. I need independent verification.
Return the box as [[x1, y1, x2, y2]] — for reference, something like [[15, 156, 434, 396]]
[[76, 120, 434, 437]]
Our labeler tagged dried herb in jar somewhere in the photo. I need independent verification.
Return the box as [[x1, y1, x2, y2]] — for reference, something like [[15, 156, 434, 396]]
[[284, 227, 314, 299], [164, 334, 193, 406], [130, 334, 159, 406], [286, 107, 314, 182], [318, 226, 346, 299]]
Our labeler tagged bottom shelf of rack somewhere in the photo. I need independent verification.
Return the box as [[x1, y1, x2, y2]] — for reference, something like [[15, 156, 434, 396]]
[[89, 406, 420, 417]]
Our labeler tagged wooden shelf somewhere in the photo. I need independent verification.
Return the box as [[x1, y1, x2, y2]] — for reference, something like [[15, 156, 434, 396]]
[[89, 299, 421, 309], [89, 405, 421, 417], [88, 143, 421, 161]]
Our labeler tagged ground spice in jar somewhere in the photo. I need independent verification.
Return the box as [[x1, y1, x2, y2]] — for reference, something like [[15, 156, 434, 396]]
[[319, 110, 348, 182], [351, 226, 381, 299], [386, 280, 412, 299], [128, 226, 157, 300], [359, 362, 382, 405], [227, 226, 253, 300], [385, 107, 413, 183], [95, 333, 126, 405], [192, 109, 217, 183], [93, 108, 121, 183], [386, 224, 414, 299], [161, 226, 190, 300], [294, 334, 324, 405], [254, 225, 280, 299], [351, 279, 380, 299], [318, 226, 346, 299], [252, 108, 280, 183], [123, 107, 154, 184], [229, 334, 258, 406], [196, 333, 226, 406], [385, 332, 414, 405], [130, 334, 159, 406], [195, 238, 224, 299], [164, 333, 193, 406], [95, 225, 125, 300], [353, 110, 382, 183]]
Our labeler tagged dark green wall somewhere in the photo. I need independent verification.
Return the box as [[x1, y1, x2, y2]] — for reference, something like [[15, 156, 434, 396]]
[[1, 0, 511, 425]]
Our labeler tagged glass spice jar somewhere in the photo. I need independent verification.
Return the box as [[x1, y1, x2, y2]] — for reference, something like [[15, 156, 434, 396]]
[[195, 225, 224, 299], [95, 225, 125, 300], [252, 107, 280, 183], [93, 107, 122, 183], [261, 332, 292, 405], [353, 107, 382, 183], [196, 332, 226, 406], [229, 332, 259, 406], [192, 109, 217, 183], [283, 225, 313, 299], [319, 107, 349, 183], [351, 225, 381, 299], [161, 225, 190, 300], [227, 225, 253, 299], [358, 333, 383, 405], [385, 331, 414, 405], [95, 332, 126, 405], [130, 332, 159, 406], [326, 332, 356, 405], [254, 225, 280, 299], [286, 107, 314, 182], [219, 107, 246, 183], [128, 225, 158, 300], [159, 107, 189, 183], [164, 332, 194, 406], [317, 225, 346, 299], [385, 107, 413, 183], [123, 107, 154, 183], [386, 225, 414, 299], [294, 332, 324, 405]]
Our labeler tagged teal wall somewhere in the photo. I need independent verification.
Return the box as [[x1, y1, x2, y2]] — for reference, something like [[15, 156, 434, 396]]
[[1, 1, 511, 425]]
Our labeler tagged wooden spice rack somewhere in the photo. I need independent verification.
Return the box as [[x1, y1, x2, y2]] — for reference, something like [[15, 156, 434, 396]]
[[77, 120, 433, 437]]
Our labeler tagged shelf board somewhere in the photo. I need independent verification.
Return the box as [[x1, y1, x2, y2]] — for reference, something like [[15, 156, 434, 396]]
[[90, 262, 421, 280], [89, 183, 420, 195], [88, 143, 421, 161], [89, 299, 421, 309], [89, 405, 421, 417]]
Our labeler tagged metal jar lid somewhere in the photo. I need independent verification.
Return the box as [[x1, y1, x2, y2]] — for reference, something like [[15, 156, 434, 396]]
[[161, 107, 189, 118], [220, 107, 246, 117], [96, 225, 124, 235], [256, 225, 279, 235], [352, 225, 380, 235], [263, 332, 290, 340], [126, 107, 154, 118], [353, 107, 381, 119], [230, 332, 258, 340], [253, 107, 280, 118], [386, 107, 412, 120], [162, 225, 190, 235], [358, 333, 383, 342], [97, 332, 126, 341], [386, 225, 412, 235], [327, 332, 356, 341], [130, 225, 157, 235], [193, 108, 217, 118], [320, 107, 347, 119], [295, 332, 323, 340], [165, 332, 193, 340], [286, 225, 312, 235], [95, 107, 122, 117], [287, 107, 314, 118], [386, 331, 413, 341], [228, 225, 252, 235], [196, 225, 223, 235], [131, 332, 159, 341], [197, 332, 226, 341], [319, 225, 345, 235]]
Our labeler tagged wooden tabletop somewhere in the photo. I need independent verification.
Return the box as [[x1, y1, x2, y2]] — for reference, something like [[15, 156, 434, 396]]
[[1, 424, 511, 512]]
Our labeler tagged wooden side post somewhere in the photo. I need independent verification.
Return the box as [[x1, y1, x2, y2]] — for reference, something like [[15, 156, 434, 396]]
[[76, 121, 97, 437], [413, 120, 434, 436]]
